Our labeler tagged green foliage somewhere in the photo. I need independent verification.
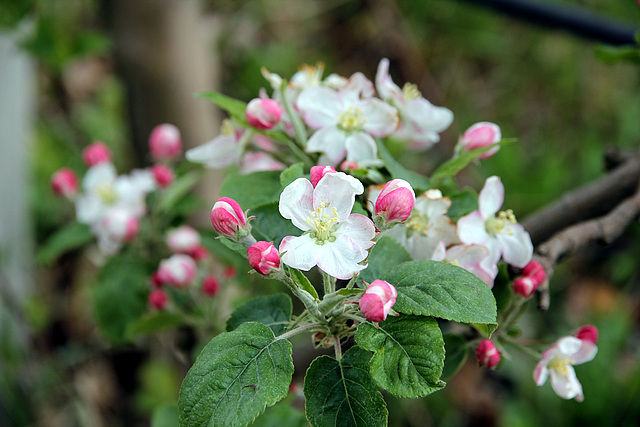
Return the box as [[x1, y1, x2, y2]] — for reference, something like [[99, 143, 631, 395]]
[[178, 322, 293, 427], [446, 188, 479, 221], [127, 312, 187, 338], [36, 221, 93, 266], [441, 334, 469, 380], [156, 170, 203, 214], [92, 254, 152, 344], [355, 315, 446, 398], [279, 163, 305, 188], [376, 139, 431, 191], [595, 44, 640, 65], [289, 268, 320, 299], [303, 346, 388, 427], [251, 202, 300, 247], [383, 260, 497, 326], [359, 236, 412, 285], [220, 170, 283, 209], [197, 91, 249, 124], [252, 401, 307, 427], [226, 294, 292, 336], [151, 404, 179, 427]]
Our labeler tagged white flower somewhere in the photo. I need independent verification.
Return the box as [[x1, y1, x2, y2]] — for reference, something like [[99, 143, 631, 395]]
[[432, 241, 495, 286], [296, 75, 398, 167], [278, 172, 376, 280], [457, 176, 533, 269], [534, 336, 598, 401], [375, 58, 453, 150]]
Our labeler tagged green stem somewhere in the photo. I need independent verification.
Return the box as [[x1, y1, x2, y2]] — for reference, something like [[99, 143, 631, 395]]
[[279, 80, 308, 150], [277, 323, 320, 341], [322, 271, 336, 296], [500, 334, 541, 360], [286, 310, 309, 332], [501, 298, 528, 332], [334, 337, 343, 361]]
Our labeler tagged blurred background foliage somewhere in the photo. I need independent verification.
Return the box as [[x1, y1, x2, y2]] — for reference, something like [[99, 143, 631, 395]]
[[1, 0, 639, 426]]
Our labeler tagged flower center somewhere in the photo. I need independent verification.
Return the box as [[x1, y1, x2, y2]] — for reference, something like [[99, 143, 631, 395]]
[[405, 212, 431, 236], [485, 209, 516, 236], [96, 185, 117, 206], [220, 119, 234, 136], [548, 356, 574, 377], [306, 203, 340, 244], [402, 83, 422, 101], [338, 107, 365, 132]]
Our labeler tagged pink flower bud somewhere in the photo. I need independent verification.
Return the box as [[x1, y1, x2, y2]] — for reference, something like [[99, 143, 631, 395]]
[[512, 276, 538, 298], [458, 122, 501, 159], [210, 197, 248, 238], [575, 325, 598, 345], [375, 179, 415, 225], [150, 271, 164, 288], [149, 289, 169, 310], [157, 254, 197, 288], [82, 142, 112, 166], [202, 275, 221, 296], [310, 165, 337, 187], [245, 98, 282, 130], [247, 241, 280, 275], [359, 280, 397, 323], [476, 339, 501, 368], [223, 266, 236, 278], [102, 207, 140, 242], [339, 160, 359, 171], [151, 163, 175, 188], [149, 124, 182, 160], [167, 225, 201, 254], [50, 168, 78, 198], [522, 261, 547, 285], [188, 245, 209, 262]]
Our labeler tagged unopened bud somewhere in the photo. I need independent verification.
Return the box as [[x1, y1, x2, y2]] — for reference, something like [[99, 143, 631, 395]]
[[102, 207, 139, 242], [51, 168, 79, 198], [245, 98, 282, 130], [151, 163, 175, 188], [247, 241, 280, 275], [458, 122, 501, 159], [149, 124, 182, 160], [188, 245, 209, 262], [149, 289, 169, 310], [210, 197, 250, 239], [310, 165, 337, 187], [157, 254, 197, 288], [359, 280, 397, 323], [202, 276, 221, 296], [512, 261, 546, 298], [374, 179, 415, 228], [575, 325, 598, 345], [476, 339, 501, 368], [522, 261, 547, 285], [82, 142, 112, 166], [167, 225, 201, 254]]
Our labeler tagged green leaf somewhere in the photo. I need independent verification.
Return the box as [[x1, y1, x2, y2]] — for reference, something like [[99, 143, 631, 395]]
[[252, 401, 307, 427], [36, 222, 93, 266], [289, 268, 319, 300], [359, 236, 412, 285], [303, 346, 387, 427], [157, 170, 203, 213], [220, 170, 283, 210], [178, 322, 294, 427], [442, 334, 469, 380], [376, 139, 431, 191], [280, 163, 305, 188], [336, 288, 364, 296], [197, 91, 248, 124], [151, 404, 179, 427], [429, 139, 515, 188], [226, 294, 292, 336], [92, 255, 151, 344], [127, 312, 187, 338], [383, 260, 497, 325], [470, 322, 498, 338], [446, 188, 478, 221], [251, 202, 300, 247], [355, 315, 445, 398]]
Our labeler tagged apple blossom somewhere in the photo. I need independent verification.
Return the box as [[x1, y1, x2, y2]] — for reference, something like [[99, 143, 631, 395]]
[[51, 168, 79, 198], [245, 97, 282, 130], [167, 225, 201, 254], [96, 206, 140, 254], [359, 280, 397, 323], [432, 241, 495, 286], [457, 176, 533, 270], [374, 179, 415, 228], [533, 333, 598, 401], [247, 241, 281, 275], [513, 261, 547, 297], [575, 325, 598, 345], [82, 142, 112, 166], [157, 254, 197, 288], [375, 58, 453, 150], [149, 123, 182, 160], [148, 289, 169, 310], [310, 165, 337, 188], [210, 197, 253, 242], [476, 339, 501, 368], [456, 122, 501, 159], [151, 163, 175, 188], [202, 276, 221, 296], [278, 172, 376, 280]]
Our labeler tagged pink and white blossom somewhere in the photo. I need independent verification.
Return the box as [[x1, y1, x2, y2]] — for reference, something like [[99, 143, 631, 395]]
[[82, 142, 112, 167], [310, 165, 337, 188], [456, 122, 501, 159], [533, 333, 598, 401], [359, 280, 397, 323], [457, 176, 533, 270], [151, 163, 175, 188], [247, 241, 281, 275], [96, 206, 140, 254], [375, 58, 453, 150], [432, 241, 495, 286], [51, 168, 79, 198], [157, 254, 197, 288], [512, 261, 547, 297], [210, 197, 252, 240], [167, 225, 201, 254], [149, 124, 182, 160], [374, 179, 415, 227], [278, 172, 376, 280], [245, 97, 282, 130], [476, 339, 501, 368], [148, 289, 169, 310]]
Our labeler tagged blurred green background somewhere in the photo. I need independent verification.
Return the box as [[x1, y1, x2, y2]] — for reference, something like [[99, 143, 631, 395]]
[[1, 0, 639, 426]]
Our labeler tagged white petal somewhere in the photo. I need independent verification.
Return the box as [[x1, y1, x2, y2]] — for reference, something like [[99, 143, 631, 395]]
[[403, 98, 453, 133], [550, 366, 583, 400], [362, 98, 399, 137], [496, 224, 533, 268], [279, 178, 314, 231], [375, 58, 404, 104], [313, 172, 363, 221], [556, 336, 584, 356], [296, 86, 340, 129], [336, 214, 376, 249], [279, 234, 320, 272], [185, 135, 240, 168], [457, 211, 490, 245], [572, 341, 598, 365], [345, 132, 378, 165], [83, 162, 116, 192], [478, 176, 504, 219], [317, 236, 368, 280], [306, 126, 347, 167], [431, 240, 447, 262]]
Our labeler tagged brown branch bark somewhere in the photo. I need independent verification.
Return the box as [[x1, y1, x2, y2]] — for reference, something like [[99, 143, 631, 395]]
[[521, 154, 640, 245], [532, 178, 640, 310]]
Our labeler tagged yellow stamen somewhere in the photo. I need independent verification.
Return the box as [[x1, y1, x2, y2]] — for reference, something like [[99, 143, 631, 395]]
[[96, 185, 117, 205], [548, 356, 574, 377], [338, 107, 366, 132], [402, 83, 422, 101], [406, 212, 431, 236], [306, 203, 340, 244], [485, 209, 517, 236]]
